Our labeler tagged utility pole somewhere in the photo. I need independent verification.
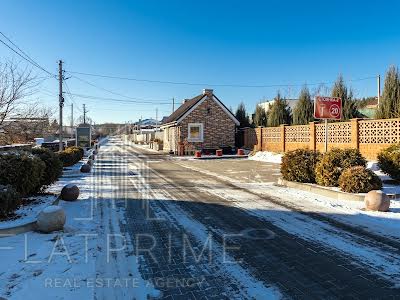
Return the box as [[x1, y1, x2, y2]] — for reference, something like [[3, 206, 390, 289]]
[[377, 75, 381, 106], [172, 97, 175, 113], [70, 103, 74, 139], [83, 104, 88, 124], [155, 107, 158, 132], [58, 60, 64, 152]]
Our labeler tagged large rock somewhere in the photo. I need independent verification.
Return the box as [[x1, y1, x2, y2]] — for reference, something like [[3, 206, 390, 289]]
[[36, 205, 66, 233], [92, 150, 98, 155], [89, 154, 95, 160], [60, 184, 80, 201], [80, 163, 91, 173], [87, 159, 93, 166], [365, 190, 390, 212]]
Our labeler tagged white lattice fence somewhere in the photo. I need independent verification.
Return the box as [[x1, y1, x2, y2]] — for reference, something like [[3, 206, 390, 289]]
[[359, 119, 400, 144], [285, 125, 310, 143]]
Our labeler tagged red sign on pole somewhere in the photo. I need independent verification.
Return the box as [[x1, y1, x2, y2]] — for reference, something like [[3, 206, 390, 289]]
[[314, 96, 342, 120]]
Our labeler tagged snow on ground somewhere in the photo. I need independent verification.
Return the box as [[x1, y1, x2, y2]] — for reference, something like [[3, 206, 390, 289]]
[[248, 151, 282, 163], [168, 169, 400, 286], [176, 162, 400, 241], [126, 150, 282, 299], [0, 176, 98, 299], [0, 154, 101, 299], [0, 194, 57, 229]]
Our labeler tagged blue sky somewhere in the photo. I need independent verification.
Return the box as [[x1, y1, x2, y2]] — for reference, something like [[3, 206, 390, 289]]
[[1, 0, 400, 123]]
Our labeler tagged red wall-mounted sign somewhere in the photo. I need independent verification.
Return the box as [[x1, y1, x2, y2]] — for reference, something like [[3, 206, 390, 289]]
[[314, 96, 342, 120]]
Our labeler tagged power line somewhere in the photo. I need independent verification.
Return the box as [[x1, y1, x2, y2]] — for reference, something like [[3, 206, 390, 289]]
[[0, 31, 56, 77], [67, 70, 376, 88], [66, 92, 171, 105], [68, 73, 169, 102], [63, 81, 83, 113]]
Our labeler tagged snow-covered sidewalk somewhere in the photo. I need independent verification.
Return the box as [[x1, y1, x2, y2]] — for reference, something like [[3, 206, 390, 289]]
[[0, 164, 99, 299]]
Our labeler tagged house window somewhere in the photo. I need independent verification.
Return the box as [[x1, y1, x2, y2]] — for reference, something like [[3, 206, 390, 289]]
[[188, 123, 203, 142]]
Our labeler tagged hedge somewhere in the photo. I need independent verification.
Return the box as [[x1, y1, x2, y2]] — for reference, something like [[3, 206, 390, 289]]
[[281, 149, 321, 183], [58, 146, 84, 167], [32, 147, 63, 188], [0, 185, 21, 218], [315, 148, 367, 187], [377, 143, 400, 181], [339, 166, 382, 193], [0, 151, 46, 196]]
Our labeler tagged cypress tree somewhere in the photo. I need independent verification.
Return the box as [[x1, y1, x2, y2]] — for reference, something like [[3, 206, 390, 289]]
[[375, 66, 400, 119], [253, 104, 267, 127], [331, 75, 361, 121], [267, 92, 291, 127], [292, 86, 314, 125], [331, 75, 359, 120], [235, 102, 250, 128]]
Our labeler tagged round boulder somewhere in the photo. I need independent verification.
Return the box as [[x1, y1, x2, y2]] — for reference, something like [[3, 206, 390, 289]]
[[36, 205, 66, 233], [80, 163, 91, 173], [60, 184, 80, 201], [92, 150, 98, 155], [365, 190, 390, 212]]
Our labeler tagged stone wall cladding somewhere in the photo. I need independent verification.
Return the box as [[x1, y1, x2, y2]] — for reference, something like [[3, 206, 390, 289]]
[[179, 94, 236, 150]]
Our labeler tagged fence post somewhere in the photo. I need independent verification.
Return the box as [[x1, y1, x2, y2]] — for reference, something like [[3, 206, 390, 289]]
[[350, 118, 360, 150], [309, 121, 316, 151], [280, 124, 286, 152], [255, 127, 263, 151]]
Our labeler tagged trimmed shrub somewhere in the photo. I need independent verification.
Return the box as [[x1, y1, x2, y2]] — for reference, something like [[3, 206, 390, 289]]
[[377, 143, 400, 180], [32, 148, 63, 188], [339, 166, 382, 193], [69, 146, 84, 160], [0, 152, 46, 196], [315, 148, 367, 187], [281, 149, 321, 183], [58, 146, 84, 167], [0, 185, 21, 217]]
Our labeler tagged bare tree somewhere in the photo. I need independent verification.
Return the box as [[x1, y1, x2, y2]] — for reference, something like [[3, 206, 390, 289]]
[[0, 61, 37, 127], [1, 102, 55, 144]]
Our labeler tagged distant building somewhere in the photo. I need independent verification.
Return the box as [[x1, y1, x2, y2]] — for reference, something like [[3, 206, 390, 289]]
[[258, 99, 300, 113]]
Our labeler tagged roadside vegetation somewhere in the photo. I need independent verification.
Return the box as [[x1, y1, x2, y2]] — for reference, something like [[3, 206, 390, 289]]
[[0, 146, 84, 218], [281, 147, 389, 194]]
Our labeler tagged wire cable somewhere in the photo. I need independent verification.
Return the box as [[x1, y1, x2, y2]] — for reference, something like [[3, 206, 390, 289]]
[[69, 73, 170, 102], [0, 32, 56, 77], [67, 70, 376, 88], [66, 92, 171, 105]]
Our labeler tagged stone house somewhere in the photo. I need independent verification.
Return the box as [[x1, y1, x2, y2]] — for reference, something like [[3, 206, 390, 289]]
[[161, 89, 240, 155]]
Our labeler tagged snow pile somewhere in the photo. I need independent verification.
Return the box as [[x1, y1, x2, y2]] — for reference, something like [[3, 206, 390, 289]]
[[249, 151, 282, 163]]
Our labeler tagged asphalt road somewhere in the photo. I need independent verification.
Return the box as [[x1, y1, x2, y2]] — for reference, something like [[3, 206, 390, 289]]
[[95, 137, 400, 299]]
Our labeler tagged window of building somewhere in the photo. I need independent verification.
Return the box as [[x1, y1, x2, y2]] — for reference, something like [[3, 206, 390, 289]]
[[187, 123, 203, 142]]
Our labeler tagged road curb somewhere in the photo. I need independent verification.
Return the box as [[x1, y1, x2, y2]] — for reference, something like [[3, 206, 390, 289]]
[[277, 178, 365, 201]]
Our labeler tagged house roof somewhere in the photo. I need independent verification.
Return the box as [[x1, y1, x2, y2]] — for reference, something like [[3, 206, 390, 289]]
[[162, 91, 239, 126], [163, 94, 205, 124]]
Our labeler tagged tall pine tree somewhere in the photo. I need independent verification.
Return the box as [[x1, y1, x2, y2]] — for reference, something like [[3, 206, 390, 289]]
[[235, 102, 250, 128], [292, 86, 314, 125], [267, 92, 291, 127], [331, 75, 359, 120], [376, 66, 400, 119], [253, 104, 267, 127]]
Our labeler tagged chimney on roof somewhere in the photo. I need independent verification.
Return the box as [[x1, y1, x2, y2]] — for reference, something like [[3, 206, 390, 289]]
[[182, 99, 190, 104], [202, 89, 213, 96]]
